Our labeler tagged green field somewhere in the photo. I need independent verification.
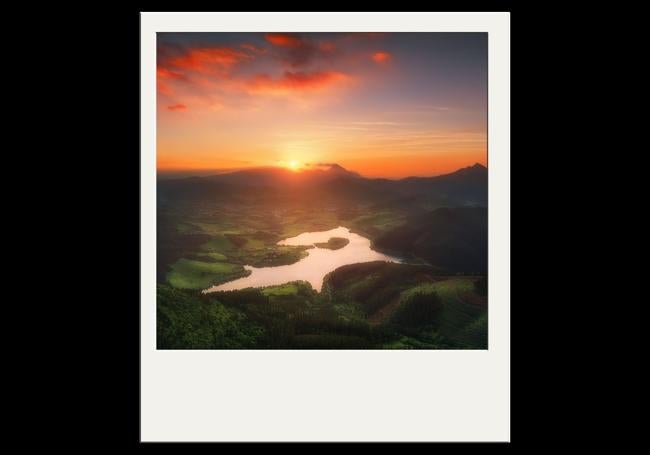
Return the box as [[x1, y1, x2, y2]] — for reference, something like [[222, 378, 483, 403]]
[[348, 211, 406, 238], [163, 215, 317, 290], [200, 234, 235, 254], [166, 258, 250, 290], [197, 252, 228, 261], [261, 283, 302, 297]]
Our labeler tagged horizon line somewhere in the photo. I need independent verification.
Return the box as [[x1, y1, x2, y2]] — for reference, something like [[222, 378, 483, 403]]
[[157, 162, 487, 180]]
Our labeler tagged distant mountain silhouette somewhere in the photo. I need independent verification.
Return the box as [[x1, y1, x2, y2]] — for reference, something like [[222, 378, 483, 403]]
[[324, 163, 362, 178], [193, 163, 361, 187], [397, 163, 487, 206], [158, 162, 487, 208]]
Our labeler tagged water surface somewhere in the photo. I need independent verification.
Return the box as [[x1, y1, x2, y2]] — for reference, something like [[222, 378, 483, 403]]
[[205, 226, 401, 293]]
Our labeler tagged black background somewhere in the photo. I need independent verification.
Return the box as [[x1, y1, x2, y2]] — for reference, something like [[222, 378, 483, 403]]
[[45, 1, 547, 448]]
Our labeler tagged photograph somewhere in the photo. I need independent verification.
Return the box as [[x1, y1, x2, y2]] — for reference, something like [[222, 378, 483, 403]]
[[156, 31, 488, 350]]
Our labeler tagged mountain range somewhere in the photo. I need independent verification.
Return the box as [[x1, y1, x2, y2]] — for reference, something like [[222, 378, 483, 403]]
[[158, 162, 487, 208]]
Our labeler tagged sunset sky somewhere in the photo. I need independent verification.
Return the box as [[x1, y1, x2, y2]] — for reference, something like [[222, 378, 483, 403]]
[[157, 32, 487, 178]]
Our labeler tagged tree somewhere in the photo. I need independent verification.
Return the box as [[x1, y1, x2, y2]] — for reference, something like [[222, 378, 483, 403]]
[[390, 291, 443, 328]]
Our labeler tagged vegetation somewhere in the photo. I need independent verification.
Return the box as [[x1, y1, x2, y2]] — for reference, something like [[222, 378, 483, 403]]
[[156, 164, 488, 349], [348, 211, 406, 238], [166, 258, 250, 290], [324, 262, 443, 316], [157, 263, 487, 349], [314, 237, 350, 250], [373, 207, 488, 273], [474, 276, 488, 296], [157, 285, 263, 349], [390, 291, 443, 328]]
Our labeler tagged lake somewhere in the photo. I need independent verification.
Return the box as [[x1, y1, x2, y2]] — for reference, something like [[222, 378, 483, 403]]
[[204, 226, 402, 293]]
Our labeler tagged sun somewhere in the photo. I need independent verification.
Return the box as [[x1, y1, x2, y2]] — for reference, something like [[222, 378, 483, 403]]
[[288, 160, 299, 171]]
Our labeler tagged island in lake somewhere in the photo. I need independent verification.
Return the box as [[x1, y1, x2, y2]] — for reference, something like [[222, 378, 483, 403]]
[[314, 237, 350, 250]]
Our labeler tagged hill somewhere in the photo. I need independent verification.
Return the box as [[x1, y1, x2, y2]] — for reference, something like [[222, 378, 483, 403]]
[[373, 207, 488, 273], [157, 162, 487, 208], [397, 163, 487, 207]]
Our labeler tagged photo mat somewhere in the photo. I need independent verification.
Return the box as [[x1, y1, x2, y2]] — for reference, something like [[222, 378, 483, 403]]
[[141, 12, 510, 442]]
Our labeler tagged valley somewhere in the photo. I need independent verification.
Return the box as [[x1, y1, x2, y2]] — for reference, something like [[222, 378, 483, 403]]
[[156, 163, 488, 349]]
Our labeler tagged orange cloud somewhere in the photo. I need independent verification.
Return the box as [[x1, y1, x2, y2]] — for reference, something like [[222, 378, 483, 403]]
[[157, 66, 185, 79], [157, 66, 188, 95], [157, 37, 358, 108], [265, 33, 304, 48], [247, 71, 350, 94], [158, 80, 173, 95], [167, 104, 187, 111], [165, 47, 251, 75], [372, 51, 391, 63]]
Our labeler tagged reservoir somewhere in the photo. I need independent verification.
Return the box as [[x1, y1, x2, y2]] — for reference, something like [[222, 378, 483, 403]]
[[204, 226, 402, 293]]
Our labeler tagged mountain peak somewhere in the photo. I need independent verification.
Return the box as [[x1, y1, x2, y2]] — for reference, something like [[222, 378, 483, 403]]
[[321, 163, 346, 172], [320, 163, 361, 178], [454, 163, 487, 175]]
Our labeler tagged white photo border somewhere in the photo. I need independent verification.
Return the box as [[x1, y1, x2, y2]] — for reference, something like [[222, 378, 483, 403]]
[[141, 12, 510, 442]]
